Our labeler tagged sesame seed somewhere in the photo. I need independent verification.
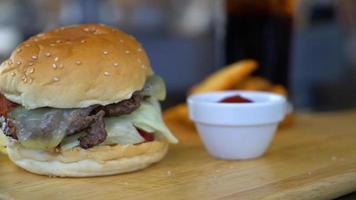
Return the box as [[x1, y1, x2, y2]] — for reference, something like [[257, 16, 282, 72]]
[[37, 33, 45, 37], [80, 40, 86, 43], [141, 64, 146, 69], [28, 62, 34, 66], [59, 63, 64, 69], [28, 78, 33, 84], [60, 27, 65, 31], [75, 61, 81, 65], [125, 50, 130, 54], [56, 40, 62, 44], [52, 63, 57, 69], [16, 48, 22, 53], [34, 38, 39, 42], [137, 48, 142, 52], [104, 71, 110, 76], [52, 76, 59, 81], [137, 58, 142, 63], [10, 72, 16, 76], [25, 44, 31, 47], [27, 67, 34, 74], [103, 51, 109, 55], [113, 63, 119, 67], [119, 39, 124, 43], [54, 57, 59, 62], [16, 61, 22, 65], [45, 52, 51, 57], [32, 56, 38, 60], [84, 28, 90, 32], [50, 43, 55, 47], [22, 76, 27, 83], [7, 60, 13, 65]]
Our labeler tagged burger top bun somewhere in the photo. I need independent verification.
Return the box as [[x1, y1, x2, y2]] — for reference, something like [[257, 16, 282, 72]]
[[0, 24, 153, 109]]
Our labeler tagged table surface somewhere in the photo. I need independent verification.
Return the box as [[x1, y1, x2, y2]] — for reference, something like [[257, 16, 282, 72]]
[[1, 110, 356, 200]]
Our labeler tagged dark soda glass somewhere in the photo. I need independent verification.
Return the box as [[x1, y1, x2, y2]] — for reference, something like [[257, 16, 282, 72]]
[[225, 0, 293, 87]]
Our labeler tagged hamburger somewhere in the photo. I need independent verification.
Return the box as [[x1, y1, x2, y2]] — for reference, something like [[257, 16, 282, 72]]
[[0, 24, 178, 177]]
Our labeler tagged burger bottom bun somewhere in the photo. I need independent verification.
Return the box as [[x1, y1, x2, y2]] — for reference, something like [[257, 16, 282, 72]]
[[6, 139, 168, 177]]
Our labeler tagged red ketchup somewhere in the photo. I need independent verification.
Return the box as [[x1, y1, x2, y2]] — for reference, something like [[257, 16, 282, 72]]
[[137, 129, 154, 142], [219, 95, 253, 103]]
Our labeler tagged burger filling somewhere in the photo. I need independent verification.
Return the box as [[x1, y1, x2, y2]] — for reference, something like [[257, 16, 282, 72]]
[[0, 75, 178, 150]]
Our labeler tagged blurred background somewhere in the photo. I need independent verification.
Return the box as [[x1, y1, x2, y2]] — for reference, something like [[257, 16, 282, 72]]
[[0, 0, 355, 111]]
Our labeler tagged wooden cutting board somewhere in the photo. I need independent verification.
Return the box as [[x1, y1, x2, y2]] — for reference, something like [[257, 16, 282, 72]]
[[1, 110, 356, 200]]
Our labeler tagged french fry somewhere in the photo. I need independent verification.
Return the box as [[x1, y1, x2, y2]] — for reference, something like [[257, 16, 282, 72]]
[[164, 103, 195, 129], [236, 76, 272, 91], [269, 84, 288, 96], [268, 84, 293, 127], [280, 114, 294, 128], [164, 104, 188, 120], [190, 59, 258, 94]]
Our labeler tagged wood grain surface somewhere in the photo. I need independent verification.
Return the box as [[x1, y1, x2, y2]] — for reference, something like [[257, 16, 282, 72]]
[[1, 110, 356, 200]]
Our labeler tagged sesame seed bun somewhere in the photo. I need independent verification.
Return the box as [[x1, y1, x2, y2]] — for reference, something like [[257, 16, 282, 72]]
[[6, 138, 168, 177], [0, 24, 153, 109]]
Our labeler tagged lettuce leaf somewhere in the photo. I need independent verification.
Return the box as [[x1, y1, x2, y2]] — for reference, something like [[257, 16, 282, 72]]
[[60, 132, 84, 151], [129, 98, 178, 143], [101, 117, 145, 145], [142, 75, 166, 100]]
